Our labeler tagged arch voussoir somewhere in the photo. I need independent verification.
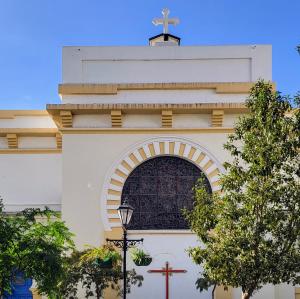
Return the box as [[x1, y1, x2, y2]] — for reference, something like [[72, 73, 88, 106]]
[[102, 137, 224, 230]]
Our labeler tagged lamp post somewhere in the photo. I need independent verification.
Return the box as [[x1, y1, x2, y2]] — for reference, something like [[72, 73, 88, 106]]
[[106, 201, 143, 299]]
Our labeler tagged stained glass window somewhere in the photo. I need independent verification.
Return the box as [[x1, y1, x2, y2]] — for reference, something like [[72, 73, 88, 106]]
[[121, 156, 211, 230]]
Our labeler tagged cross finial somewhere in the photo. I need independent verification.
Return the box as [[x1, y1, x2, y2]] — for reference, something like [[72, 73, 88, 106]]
[[152, 8, 180, 34]]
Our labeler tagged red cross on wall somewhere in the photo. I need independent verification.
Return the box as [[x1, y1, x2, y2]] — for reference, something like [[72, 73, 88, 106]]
[[148, 262, 187, 299]]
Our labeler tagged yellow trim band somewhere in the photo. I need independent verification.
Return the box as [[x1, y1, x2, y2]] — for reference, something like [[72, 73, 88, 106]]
[[58, 82, 262, 95], [0, 149, 62, 154], [0, 110, 49, 119], [0, 128, 58, 137], [60, 128, 234, 134]]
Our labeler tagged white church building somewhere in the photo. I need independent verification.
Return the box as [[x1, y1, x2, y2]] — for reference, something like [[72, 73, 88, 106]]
[[0, 9, 298, 299]]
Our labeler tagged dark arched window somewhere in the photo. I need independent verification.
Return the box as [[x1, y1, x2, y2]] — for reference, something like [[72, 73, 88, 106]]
[[121, 156, 211, 230]]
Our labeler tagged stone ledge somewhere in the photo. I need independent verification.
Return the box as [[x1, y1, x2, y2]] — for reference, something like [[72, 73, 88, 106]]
[[58, 82, 265, 95], [47, 102, 248, 115]]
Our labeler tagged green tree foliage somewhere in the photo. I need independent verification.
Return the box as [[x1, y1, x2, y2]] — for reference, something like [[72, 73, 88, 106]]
[[0, 199, 74, 297], [58, 245, 143, 299], [185, 81, 300, 299]]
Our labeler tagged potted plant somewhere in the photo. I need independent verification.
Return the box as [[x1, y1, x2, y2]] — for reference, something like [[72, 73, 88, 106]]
[[81, 245, 121, 269], [95, 256, 113, 269], [130, 247, 152, 266]]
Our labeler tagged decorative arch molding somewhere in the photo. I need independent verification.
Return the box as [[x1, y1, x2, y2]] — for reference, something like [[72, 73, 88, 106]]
[[101, 136, 225, 230]]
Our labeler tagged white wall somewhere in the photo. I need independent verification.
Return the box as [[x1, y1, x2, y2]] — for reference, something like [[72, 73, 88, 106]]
[[126, 232, 213, 299], [233, 286, 274, 299], [233, 284, 295, 299], [123, 114, 161, 128], [0, 154, 62, 212], [82, 58, 251, 83], [62, 45, 272, 84], [73, 114, 111, 128], [173, 114, 211, 128], [0, 137, 7, 148], [275, 284, 295, 299], [61, 89, 247, 104], [61, 132, 231, 249], [18, 137, 57, 149], [0, 137, 57, 149], [223, 113, 245, 127], [0, 116, 56, 128]]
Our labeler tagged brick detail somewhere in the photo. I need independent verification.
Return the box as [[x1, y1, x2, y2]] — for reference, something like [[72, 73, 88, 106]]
[[6, 134, 18, 149], [161, 110, 173, 128], [211, 110, 224, 127], [60, 111, 73, 128], [111, 110, 122, 127], [56, 133, 62, 149]]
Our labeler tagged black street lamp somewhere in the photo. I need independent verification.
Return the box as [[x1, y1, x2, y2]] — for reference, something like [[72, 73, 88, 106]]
[[106, 201, 143, 299]]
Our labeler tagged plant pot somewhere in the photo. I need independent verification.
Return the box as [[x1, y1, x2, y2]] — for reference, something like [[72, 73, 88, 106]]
[[133, 256, 152, 266], [95, 257, 113, 269]]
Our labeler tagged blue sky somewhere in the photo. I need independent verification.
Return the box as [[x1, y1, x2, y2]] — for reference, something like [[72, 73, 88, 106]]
[[0, 0, 299, 110]]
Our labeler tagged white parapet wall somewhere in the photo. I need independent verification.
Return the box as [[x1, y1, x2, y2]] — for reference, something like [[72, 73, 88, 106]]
[[62, 45, 272, 85]]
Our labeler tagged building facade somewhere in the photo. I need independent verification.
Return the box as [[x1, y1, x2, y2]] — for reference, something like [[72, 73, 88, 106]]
[[0, 30, 298, 298]]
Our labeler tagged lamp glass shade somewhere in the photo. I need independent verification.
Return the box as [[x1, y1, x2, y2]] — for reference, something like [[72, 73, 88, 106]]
[[118, 202, 134, 227]]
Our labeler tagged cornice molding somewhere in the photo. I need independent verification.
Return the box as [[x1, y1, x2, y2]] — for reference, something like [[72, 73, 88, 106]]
[[47, 102, 248, 115], [0, 149, 61, 154], [0, 110, 49, 119], [58, 82, 264, 95], [60, 127, 234, 134], [0, 128, 58, 137]]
